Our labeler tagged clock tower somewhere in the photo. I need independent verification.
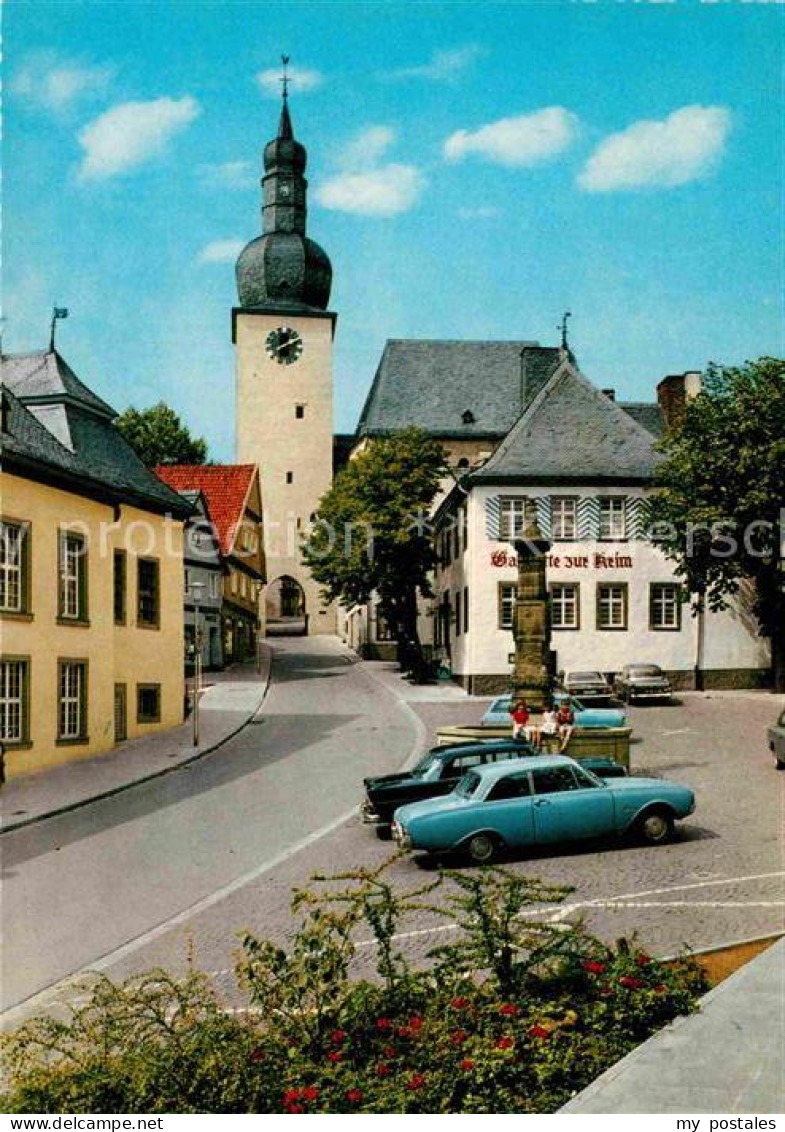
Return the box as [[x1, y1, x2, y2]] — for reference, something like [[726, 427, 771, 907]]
[[233, 84, 336, 634]]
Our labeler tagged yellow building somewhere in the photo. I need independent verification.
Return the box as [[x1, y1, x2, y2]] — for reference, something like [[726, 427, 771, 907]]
[[1, 349, 192, 780]]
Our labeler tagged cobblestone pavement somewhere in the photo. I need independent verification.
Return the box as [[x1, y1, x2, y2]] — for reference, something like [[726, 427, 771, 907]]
[[3, 648, 783, 1028]]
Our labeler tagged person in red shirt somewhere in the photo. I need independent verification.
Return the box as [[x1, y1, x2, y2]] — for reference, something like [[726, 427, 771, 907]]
[[557, 701, 575, 751], [510, 700, 531, 741]]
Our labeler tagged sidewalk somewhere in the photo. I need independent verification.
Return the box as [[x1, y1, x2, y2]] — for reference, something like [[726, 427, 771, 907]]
[[356, 658, 487, 704], [0, 647, 272, 834], [561, 936, 785, 1113]]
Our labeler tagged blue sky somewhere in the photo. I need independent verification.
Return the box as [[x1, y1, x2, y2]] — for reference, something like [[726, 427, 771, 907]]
[[5, 0, 783, 460]]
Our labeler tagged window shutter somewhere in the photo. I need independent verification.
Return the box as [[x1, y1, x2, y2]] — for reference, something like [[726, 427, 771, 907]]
[[578, 497, 599, 539], [627, 498, 650, 540], [485, 496, 502, 540], [534, 497, 552, 538]]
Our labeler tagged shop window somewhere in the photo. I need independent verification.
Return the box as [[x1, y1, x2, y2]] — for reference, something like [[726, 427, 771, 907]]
[[597, 583, 628, 630], [650, 583, 682, 630], [550, 583, 580, 630]]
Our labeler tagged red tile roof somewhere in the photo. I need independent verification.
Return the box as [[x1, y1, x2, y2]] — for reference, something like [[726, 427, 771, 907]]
[[153, 464, 257, 556]]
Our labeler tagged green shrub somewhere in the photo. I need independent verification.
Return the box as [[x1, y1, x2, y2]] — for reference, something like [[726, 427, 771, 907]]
[[2, 862, 708, 1114]]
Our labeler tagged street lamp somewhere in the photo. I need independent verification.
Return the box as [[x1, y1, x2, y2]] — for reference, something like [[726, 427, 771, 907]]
[[189, 579, 206, 747]]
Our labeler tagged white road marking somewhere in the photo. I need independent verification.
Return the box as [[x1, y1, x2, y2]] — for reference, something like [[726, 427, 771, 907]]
[[549, 871, 785, 921], [661, 728, 695, 736]]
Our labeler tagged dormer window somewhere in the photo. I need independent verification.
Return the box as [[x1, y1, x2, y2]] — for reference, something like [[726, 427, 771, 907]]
[[462, 410, 476, 425]]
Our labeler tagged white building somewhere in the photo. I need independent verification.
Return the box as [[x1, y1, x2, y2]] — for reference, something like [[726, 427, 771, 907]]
[[432, 355, 770, 692]]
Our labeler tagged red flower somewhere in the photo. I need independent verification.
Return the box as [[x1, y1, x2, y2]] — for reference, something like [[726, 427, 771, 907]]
[[328, 1051, 343, 1063], [459, 1058, 476, 1071], [583, 960, 606, 975], [527, 1024, 550, 1041], [283, 1089, 302, 1103], [636, 953, 651, 966], [302, 1087, 319, 1102], [499, 1003, 519, 1016], [286, 1104, 305, 1115], [495, 1036, 514, 1050], [451, 1029, 469, 1044], [619, 975, 645, 990], [407, 1073, 427, 1091], [396, 1025, 412, 1039], [330, 1029, 347, 1045], [375, 1017, 393, 1031], [409, 1016, 424, 1031], [451, 996, 469, 1010], [346, 1088, 364, 1104], [599, 985, 613, 996], [375, 1062, 391, 1077], [382, 1044, 397, 1058]]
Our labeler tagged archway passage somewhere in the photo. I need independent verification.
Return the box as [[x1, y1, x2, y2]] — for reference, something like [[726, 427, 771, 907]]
[[265, 575, 308, 636]]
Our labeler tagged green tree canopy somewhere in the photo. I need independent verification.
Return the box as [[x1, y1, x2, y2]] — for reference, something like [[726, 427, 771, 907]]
[[116, 402, 208, 467], [648, 357, 785, 688], [303, 428, 448, 676]]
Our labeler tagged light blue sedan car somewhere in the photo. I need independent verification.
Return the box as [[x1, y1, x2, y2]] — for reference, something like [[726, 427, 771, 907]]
[[392, 755, 695, 864], [481, 694, 625, 729]]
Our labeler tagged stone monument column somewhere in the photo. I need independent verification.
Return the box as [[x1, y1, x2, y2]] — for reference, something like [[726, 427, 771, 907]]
[[512, 520, 553, 710]]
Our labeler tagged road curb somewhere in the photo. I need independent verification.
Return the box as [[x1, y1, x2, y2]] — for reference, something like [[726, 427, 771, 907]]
[[0, 648, 274, 836]]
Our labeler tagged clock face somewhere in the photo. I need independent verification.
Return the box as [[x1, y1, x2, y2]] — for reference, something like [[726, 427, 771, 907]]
[[265, 326, 303, 366]]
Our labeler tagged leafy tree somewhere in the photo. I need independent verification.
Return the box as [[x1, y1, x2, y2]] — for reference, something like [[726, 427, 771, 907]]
[[116, 402, 208, 467], [303, 428, 448, 678], [648, 357, 785, 690]]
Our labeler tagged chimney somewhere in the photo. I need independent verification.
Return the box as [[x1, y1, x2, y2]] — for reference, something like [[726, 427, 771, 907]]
[[657, 371, 702, 430], [601, 388, 616, 401]]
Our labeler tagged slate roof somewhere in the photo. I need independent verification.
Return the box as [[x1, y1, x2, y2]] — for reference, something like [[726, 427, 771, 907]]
[[356, 340, 566, 438], [618, 402, 664, 438], [153, 465, 258, 556], [1, 351, 191, 517], [471, 361, 660, 484]]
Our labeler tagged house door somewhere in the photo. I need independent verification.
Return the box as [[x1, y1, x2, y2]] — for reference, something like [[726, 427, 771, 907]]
[[114, 683, 127, 742]]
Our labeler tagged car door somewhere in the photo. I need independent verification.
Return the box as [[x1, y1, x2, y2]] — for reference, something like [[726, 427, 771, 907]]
[[530, 765, 615, 844], [480, 772, 535, 847]]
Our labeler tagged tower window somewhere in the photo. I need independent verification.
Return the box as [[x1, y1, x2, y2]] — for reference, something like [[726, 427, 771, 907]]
[[286, 471, 294, 484], [295, 405, 305, 419]]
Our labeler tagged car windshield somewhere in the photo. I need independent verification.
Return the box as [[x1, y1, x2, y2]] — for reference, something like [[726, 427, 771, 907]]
[[413, 750, 440, 775], [570, 672, 602, 682], [629, 666, 662, 677], [456, 770, 482, 798], [490, 697, 512, 712], [573, 765, 605, 789]]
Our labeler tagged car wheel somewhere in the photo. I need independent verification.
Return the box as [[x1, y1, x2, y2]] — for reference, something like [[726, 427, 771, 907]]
[[376, 824, 393, 841], [466, 832, 499, 864], [636, 808, 674, 845]]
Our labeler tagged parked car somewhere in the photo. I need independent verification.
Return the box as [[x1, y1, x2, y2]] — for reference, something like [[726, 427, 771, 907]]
[[362, 741, 626, 828], [768, 708, 785, 769], [480, 693, 625, 729], [562, 670, 614, 703], [392, 755, 695, 864], [613, 664, 673, 704]]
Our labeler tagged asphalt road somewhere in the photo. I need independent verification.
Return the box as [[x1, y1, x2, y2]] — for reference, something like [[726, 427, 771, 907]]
[[3, 640, 783, 1028], [0, 637, 418, 1017]]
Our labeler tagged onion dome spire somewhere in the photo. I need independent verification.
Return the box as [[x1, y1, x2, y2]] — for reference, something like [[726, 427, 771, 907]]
[[235, 55, 332, 311]]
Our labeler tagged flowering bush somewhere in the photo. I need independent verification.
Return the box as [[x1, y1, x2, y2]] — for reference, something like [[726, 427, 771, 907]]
[[1, 862, 707, 1114]]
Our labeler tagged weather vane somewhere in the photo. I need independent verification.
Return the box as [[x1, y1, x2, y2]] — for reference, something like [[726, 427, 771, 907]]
[[280, 54, 291, 100], [559, 310, 572, 351]]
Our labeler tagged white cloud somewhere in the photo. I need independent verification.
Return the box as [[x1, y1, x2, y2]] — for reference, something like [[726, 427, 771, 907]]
[[578, 105, 732, 192], [78, 96, 200, 180], [256, 65, 323, 97], [198, 238, 246, 264], [444, 107, 579, 166], [12, 52, 113, 113], [337, 125, 396, 171], [315, 165, 425, 217], [199, 160, 256, 189], [385, 45, 485, 83]]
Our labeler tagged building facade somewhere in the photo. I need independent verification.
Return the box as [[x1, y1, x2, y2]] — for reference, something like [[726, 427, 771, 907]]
[[233, 94, 337, 635], [432, 357, 771, 692], [177, 490, 224, 671], [1, 350, 191, 780], [154, 465, 266, 666]]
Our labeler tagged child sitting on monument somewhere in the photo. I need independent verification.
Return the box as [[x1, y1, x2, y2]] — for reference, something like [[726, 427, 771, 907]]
[[510, 700, 531, 741]]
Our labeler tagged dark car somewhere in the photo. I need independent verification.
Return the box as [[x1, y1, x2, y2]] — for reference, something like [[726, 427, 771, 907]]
[[362, 740, 627, 828], [613, 664, 673, 704], [769, 707, 785, 769], [562, 670, 614, 703]]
